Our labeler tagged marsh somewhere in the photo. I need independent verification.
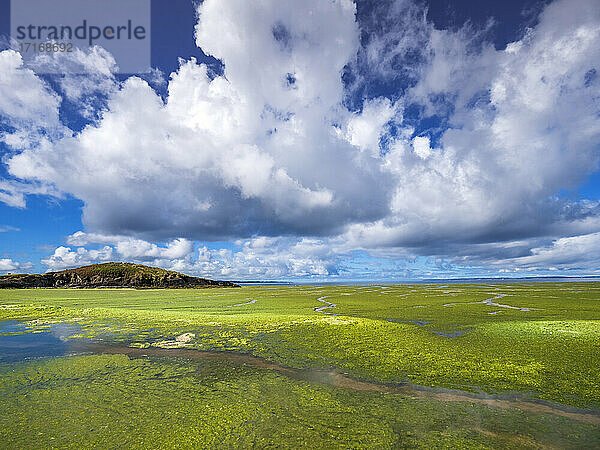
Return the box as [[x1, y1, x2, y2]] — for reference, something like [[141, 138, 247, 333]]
[[0, 282, 599, 447]]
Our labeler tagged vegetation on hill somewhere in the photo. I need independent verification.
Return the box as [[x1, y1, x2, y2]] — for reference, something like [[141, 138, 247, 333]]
[[0, 263, 238, 288]]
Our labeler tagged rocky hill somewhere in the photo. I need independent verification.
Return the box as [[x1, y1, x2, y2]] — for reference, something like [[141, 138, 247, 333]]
[[0, 263, 239, 289]]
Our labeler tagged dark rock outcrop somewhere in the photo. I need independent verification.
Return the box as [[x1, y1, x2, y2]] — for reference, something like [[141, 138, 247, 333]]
[[0, 263, 239, 289]]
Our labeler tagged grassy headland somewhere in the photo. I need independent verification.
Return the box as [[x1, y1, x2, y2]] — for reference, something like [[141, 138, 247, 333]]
[[0, 262, 239, 288]]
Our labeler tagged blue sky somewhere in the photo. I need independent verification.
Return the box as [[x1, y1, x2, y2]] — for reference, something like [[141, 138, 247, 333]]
[[1, 0, 599, 280]]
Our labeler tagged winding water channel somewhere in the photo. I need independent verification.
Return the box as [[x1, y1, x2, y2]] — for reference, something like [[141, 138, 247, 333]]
[[314, 296, 337, 314], [444, 293, 533, 311], [92, 344, 600, 425]]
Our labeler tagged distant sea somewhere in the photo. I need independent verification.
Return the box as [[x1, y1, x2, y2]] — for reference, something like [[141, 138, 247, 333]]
[[233, 277, 600, 286]]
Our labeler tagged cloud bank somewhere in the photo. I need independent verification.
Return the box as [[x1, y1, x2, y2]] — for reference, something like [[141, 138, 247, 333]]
[[1, 0, 600, 278]]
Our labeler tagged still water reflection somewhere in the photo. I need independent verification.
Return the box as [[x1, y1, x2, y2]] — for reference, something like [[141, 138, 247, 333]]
[[0, 321, 81, 362]]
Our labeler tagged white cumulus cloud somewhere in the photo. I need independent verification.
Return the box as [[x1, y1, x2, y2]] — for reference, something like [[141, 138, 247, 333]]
[[1, 0, 600, 276], [0, 258, 33, 272]]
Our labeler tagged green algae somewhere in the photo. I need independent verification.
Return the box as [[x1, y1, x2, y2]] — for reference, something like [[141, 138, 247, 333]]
[[0, 282, 599, 410], [0, 353, 598, 449]]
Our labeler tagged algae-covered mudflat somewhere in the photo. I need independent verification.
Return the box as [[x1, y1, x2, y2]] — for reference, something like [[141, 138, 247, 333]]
[[1, 282, 599, 448]]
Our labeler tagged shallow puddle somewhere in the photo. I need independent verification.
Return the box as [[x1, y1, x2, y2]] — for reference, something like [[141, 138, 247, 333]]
[[0, 321, 82, 362]]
